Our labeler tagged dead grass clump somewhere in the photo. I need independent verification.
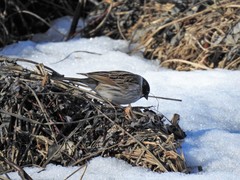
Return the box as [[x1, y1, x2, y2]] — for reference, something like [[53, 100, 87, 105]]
[[132, 0, 240, 70], [0, 0, 83, 47], [131, 0, 240, 70], [79, 0, 240, 70], [0, 56, 187, 176], [1, 1, 239, 70]]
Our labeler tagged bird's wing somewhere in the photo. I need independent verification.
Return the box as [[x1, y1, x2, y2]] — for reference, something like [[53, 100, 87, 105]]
[[77, 72, 118, 86]]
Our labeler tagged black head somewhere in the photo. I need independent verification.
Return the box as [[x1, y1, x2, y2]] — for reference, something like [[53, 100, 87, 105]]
[[142, 78, 150, 100]]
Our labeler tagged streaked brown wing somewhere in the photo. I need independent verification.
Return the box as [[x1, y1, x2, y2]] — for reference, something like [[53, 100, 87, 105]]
[[78, 71, 139, 90], [109, 71, 139, 85], [78, 72, 117, 86], [108, 71, 140, 94]]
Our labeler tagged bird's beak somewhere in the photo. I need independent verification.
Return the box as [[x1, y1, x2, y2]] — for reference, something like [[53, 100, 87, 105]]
[[144, 94, 148, 100]]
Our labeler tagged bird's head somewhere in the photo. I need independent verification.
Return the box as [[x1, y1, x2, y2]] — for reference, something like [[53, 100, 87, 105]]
[[142, 78, 150, 100]]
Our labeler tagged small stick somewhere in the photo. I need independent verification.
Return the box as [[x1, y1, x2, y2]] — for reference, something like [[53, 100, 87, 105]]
[[148, 95, 182, 102]]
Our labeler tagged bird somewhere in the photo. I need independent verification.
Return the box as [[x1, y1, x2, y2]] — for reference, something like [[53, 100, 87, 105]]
[[76, 70, 150, 105]]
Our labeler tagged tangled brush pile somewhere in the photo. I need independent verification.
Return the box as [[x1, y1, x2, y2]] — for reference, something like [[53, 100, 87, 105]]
[[0, 56, 187, 175]]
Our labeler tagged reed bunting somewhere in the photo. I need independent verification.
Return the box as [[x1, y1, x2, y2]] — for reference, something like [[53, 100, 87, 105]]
[[77, 71, 150, 105]]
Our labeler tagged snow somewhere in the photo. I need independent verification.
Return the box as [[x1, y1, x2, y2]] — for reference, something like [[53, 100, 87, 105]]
[[1, 17, 240, 180]]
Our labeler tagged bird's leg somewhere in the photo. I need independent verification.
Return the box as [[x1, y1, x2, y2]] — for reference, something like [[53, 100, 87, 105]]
[[124, 104, 136, 120]]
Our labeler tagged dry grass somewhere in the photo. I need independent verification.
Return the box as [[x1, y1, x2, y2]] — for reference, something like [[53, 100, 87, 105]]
[[0, 0, 80, 47], [125, 0, 240, 70], [0, 56, 187, 176], [1, 0, 239, 70], [79, 0, 240, 70]]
